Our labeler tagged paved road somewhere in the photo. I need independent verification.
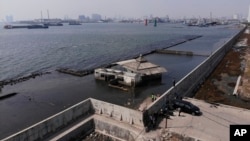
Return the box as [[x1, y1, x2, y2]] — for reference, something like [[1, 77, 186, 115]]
[[154, 98, 250, 141]]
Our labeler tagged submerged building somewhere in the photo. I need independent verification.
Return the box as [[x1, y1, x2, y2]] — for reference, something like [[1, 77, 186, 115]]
[[94, 55, 167, 87]]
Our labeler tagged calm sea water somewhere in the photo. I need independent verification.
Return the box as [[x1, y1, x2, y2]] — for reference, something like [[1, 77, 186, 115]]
[[0, 23, 239, 80]]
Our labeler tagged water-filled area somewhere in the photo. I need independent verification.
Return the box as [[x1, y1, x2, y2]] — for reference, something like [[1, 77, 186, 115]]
[[0, 23, 241, 139]]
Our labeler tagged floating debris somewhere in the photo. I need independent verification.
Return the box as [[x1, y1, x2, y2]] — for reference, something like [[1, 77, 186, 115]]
[[0, 92, 18, 100]]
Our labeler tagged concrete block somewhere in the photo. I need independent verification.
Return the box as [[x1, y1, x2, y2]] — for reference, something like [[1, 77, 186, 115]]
[[99, 108, 103, 114]]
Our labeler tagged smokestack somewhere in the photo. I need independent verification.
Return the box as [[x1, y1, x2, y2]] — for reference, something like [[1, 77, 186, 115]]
[[248, 5, 250, 22], [41, 11, 43, 23]]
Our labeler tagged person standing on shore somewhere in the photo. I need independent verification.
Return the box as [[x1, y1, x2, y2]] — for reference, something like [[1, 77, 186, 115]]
[[172, 79, 176, 87], [165, 114, 168, 128], [151, 93, 154, 102]]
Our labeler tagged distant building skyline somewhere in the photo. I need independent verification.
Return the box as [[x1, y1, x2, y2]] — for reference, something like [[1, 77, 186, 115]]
[[0, 0, 250, 21], [91, 14, 102, 22], [5, 15, 13, 22]]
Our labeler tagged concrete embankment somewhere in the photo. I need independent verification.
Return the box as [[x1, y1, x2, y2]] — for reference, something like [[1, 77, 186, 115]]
[[2, 98, 144, 141], [2, 99, 93, 141], [145, 25, 246, 118]]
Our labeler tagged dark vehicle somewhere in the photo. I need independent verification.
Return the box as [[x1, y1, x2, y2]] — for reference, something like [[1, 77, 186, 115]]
[[172, 99, 202, 116]]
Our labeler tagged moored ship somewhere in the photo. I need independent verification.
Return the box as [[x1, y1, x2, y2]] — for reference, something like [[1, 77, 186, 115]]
[[27, 24, 49, 29], [4, 24, 28, 29], [4, 24, 49, 29], [44, 22, 63, 26]]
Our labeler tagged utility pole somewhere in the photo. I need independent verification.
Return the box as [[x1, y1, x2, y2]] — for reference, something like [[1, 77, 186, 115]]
[[47, 9, 50, 20], [210, 12, 212, 22]]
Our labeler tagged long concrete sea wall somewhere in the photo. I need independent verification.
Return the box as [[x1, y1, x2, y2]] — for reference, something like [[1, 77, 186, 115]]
[[91, 98, 143, 127], [145, 26, 246, 116], [2, 99, 94, 141], [2, 98, 143, 141], [2, 26, 246, 141]]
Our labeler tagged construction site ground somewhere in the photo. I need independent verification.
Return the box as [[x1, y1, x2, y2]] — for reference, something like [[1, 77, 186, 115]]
[[145, 98, 250, 141], [194, 27, 250, 109]]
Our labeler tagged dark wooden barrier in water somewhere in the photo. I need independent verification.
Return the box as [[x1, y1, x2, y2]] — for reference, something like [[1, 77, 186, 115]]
[[56, 68, 93, 77], [155, 49, 210, 57], [0, 92, 18, 100], [0, 72, 51, 87]]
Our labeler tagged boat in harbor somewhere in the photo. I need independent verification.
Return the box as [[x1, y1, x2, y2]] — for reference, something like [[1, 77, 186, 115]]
[[44, 22, 63, 26], [27, 24, 49, 29], [4, 24, 49, 29], [4, 25, 13, 29], [4, 24, 28, 29]]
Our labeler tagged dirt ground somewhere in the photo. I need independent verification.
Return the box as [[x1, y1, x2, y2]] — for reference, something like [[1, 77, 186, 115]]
[[194, 27, 250, 109], [239, 37, 250, 99]]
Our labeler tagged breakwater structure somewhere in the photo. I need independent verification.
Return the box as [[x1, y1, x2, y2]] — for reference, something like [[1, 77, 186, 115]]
[[0, 92, 18, 100], [0, 72, 51, 88], [154, 49, 210, 57], [56, 68, 93, 77], [1, 26, 246, 141]]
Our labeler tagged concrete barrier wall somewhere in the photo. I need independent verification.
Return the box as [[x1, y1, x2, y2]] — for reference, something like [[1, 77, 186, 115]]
[[94, 119, 137, 141], [3, 99, 93, 141], [146, 26, 246, 116], [54, 118, 94, 141], [90, 98, 143, 127], [3, 98, 144, 141]]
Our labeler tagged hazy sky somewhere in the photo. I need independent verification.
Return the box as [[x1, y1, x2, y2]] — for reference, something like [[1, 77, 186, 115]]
[[0, 0, 250, 21]]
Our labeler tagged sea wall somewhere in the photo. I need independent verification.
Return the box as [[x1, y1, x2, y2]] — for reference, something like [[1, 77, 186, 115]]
[[90, 98, 143, 127], [145, 26, 246, 115], [2, 99, 93, 141], [2, 98, 143, 141], [94, 118, 137, 141], [51, 118, 95, 141]]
